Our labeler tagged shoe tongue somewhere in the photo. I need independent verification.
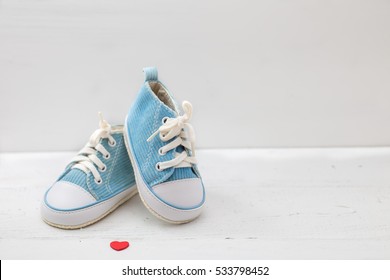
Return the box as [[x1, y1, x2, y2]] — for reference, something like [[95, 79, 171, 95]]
[[166, 108, 197, 181], [166, 146, 197, 182], [167, 164, 197, 182]]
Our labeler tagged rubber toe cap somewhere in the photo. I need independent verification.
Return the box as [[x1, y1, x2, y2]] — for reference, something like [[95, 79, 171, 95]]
[[152, 178, 205, 209], [44, 181, 96, 210]]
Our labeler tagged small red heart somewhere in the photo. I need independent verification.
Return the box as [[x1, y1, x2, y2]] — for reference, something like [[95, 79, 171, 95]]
[[110, 241, 129, 251]]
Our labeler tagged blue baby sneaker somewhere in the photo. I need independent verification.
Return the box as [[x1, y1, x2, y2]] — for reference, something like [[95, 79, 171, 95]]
[[124, 67, 205, 223], [41, 113, 137, 229]]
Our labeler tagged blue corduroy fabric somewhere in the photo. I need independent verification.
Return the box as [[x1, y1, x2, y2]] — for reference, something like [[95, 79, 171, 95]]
[[58, 131, 135, 200], [126, 67, 199, 189]]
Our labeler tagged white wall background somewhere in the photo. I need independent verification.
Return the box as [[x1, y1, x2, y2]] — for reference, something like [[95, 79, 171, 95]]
[[1, 0, 390, 152]]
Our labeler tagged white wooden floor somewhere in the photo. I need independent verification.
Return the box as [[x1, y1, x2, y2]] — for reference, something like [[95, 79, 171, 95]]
[[0, 148, 389, 259]]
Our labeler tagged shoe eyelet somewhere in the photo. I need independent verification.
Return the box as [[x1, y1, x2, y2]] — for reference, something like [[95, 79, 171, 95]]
[[99, 165, 107, 172], [158, 148, 166, 156], [155, 162, 162, 171], [104, 153, 111, 159], [109, 140, 116, 147], [162, 117, 169, 124], [95, 178, 103, 185]]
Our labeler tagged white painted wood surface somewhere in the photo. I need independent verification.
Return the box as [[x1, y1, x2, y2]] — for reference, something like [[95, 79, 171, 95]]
[[0, 148, 390, 259]]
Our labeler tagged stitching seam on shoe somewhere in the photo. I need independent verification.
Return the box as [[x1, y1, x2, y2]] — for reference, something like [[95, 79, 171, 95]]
[[106, 136, 122, 194], [86, 172, 98, 199]]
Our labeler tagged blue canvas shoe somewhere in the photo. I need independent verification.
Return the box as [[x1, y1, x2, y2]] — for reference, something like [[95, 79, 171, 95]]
[[124, 67, 205, 223], [41, 113, 137, 229]]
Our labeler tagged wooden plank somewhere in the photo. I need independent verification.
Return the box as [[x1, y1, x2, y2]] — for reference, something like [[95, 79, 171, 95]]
[[0, 148, 390, 259]]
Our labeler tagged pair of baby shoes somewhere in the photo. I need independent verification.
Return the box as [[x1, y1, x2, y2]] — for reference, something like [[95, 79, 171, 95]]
[[41, 67, 206, 229]]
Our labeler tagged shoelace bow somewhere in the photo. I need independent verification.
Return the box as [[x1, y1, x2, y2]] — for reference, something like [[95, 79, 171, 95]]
[[70, 112, 116, 184], [147, 101, 197, 171]]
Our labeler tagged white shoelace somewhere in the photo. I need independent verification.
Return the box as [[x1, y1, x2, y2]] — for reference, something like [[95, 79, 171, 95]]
[[147, 101, 197, 171], [69, 112, 116, 184]]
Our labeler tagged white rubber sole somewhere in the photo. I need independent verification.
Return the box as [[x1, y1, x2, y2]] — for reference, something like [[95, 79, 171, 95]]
[[41, 186, 138, 229], [124, 117, 203, 224]]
